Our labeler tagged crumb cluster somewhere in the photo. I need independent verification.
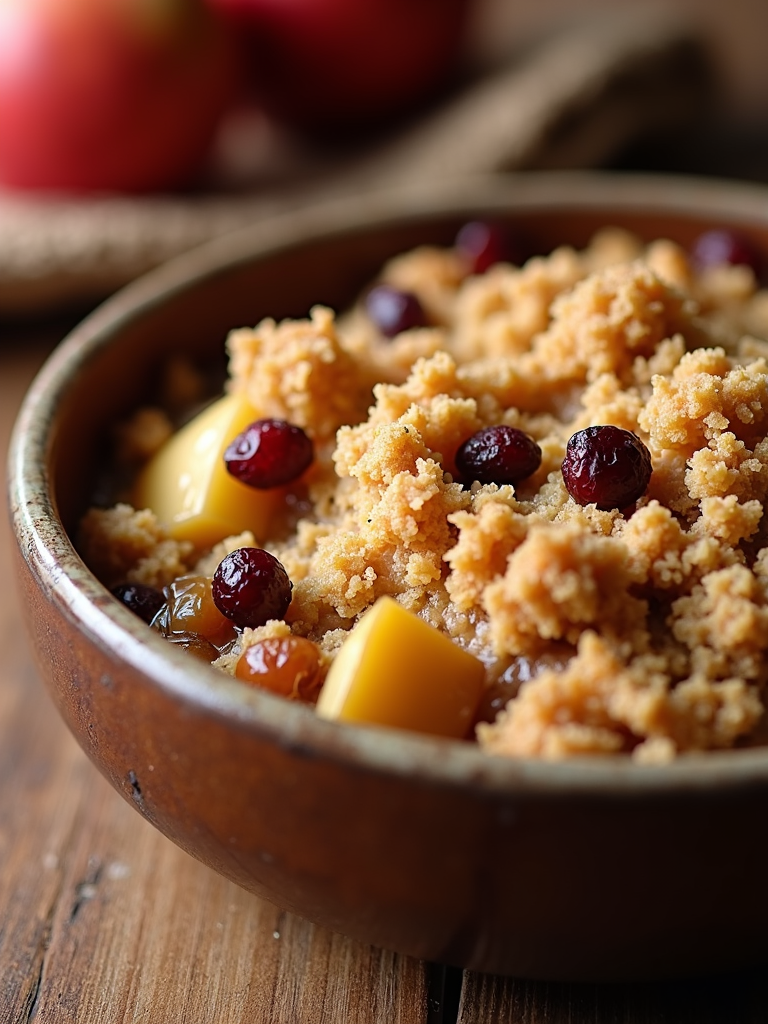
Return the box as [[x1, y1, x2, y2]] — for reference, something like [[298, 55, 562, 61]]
[[79, 228, 768, 762]]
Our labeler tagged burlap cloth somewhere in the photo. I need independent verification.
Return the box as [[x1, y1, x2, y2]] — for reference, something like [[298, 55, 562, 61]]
[[0, 11, 711, 317]]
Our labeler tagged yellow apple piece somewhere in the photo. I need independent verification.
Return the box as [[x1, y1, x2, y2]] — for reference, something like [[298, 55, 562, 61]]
[[133, 392, 286, 549], [316, 596, 485, 739]]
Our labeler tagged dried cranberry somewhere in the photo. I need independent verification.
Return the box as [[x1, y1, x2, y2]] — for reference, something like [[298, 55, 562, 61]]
[[562, 425, 652, 510], [212, 547, 293, 629], [455, 425, 542, 486], [111, 582, 165, 624], [690, 229, 762, 277], [365, 284, 427, 337], [225, 418, 314, 489], [455, 221, 520, 274]]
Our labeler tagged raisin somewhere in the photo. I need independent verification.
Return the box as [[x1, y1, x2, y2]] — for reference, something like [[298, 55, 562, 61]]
[[152, 575, 236, 647], [474, 646, 574, 725], [167, 632, 220, 663], [235, 635, 323, 702], [111, 582, 165, 624]]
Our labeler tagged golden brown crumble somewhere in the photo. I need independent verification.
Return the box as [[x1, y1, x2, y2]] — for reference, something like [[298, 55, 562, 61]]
[[78, 230, 768, 762]]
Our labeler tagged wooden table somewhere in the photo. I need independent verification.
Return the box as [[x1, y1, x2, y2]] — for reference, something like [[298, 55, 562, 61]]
[[5, 332, 768, 1023]]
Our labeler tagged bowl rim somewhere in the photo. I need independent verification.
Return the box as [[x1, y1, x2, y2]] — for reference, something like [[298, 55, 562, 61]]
[[11, 168, 768, 799]]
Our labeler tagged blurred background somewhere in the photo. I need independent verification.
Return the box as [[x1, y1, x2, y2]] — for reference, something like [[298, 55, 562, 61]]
[[1, 0, 768, 323], [478, 0, 768, 119], [476, 0, 768, 174]]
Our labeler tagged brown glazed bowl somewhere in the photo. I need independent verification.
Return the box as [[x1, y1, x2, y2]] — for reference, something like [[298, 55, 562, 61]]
[[10, 172, 768, 983]]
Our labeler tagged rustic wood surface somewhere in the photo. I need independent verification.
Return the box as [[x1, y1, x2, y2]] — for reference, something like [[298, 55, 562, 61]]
[[4, 336, 768, 1023]]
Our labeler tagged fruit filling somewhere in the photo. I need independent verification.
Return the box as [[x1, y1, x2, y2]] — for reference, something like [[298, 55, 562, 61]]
[[79, 222, 768, 762]]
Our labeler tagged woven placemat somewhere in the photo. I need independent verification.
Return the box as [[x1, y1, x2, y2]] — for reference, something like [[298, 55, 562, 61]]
[[0, 10, 711, 317]]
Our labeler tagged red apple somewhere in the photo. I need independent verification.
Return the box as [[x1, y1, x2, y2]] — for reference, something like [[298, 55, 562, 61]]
[[0, 0, 240, 192], [208, 0, 471, 130]]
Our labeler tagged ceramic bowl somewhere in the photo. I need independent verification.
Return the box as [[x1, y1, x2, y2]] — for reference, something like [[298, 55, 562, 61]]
[[10, 172, 768, 983]]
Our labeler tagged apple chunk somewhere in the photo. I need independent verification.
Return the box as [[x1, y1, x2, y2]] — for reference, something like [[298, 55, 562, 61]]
[[133, 392, 285, 550], [316, 596, 485, 739]]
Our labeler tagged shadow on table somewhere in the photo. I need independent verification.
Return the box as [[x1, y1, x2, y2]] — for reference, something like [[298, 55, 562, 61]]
[[456, 962, 768, 1023]]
